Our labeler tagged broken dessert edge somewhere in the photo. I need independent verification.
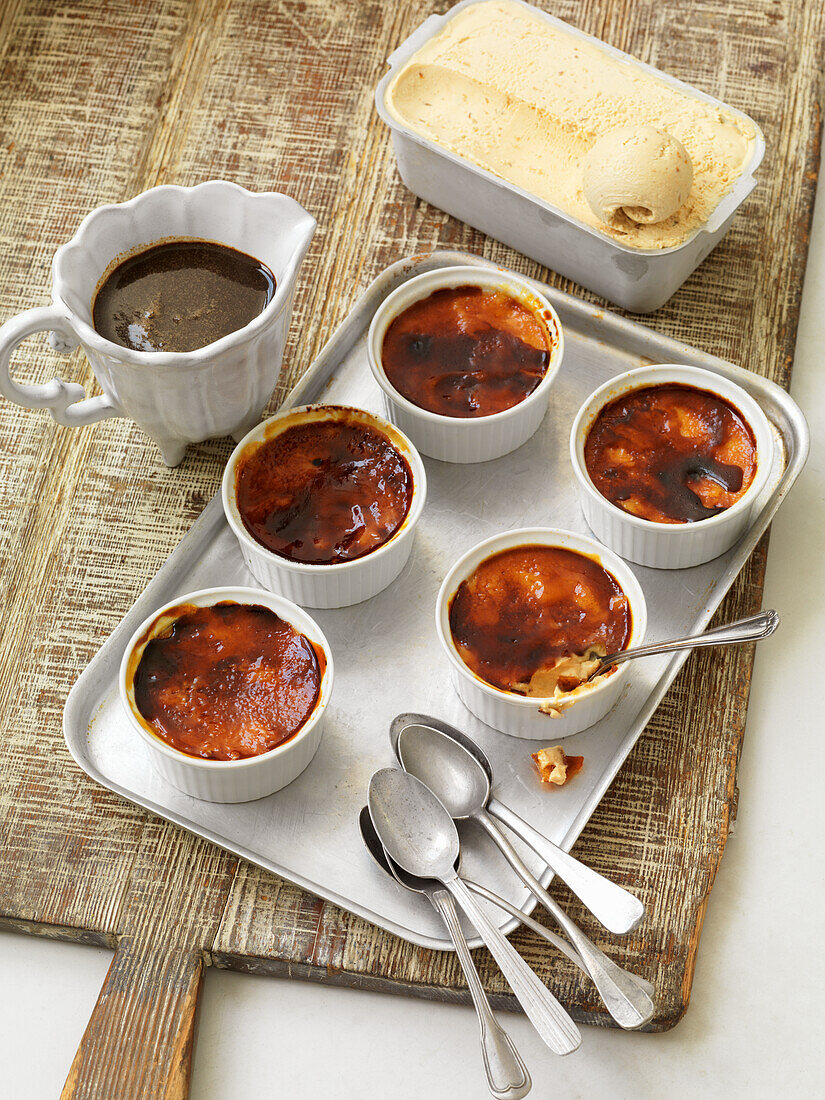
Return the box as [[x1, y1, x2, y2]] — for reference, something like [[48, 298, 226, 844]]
[[532, 745, 585, 787], [513, 646, 608, 717]]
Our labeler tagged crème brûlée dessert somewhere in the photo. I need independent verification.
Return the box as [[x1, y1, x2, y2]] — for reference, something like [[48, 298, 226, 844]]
[[384, 0, 758, 249], [235, 409, 414, 564], [381, 284, 555, 417], [448, 545, 631, 716], [584, 383, 758, 524], [129, 601, 325, 760]]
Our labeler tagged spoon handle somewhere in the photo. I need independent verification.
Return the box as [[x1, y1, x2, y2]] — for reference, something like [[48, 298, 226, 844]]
[[474, 815, 654, 1030], [486, 800, 644, 934], [462, 878, 655, 1000], [431, 889, 532, 1099], [445, 875, 582, 1056], [598, 609, 779, 674]]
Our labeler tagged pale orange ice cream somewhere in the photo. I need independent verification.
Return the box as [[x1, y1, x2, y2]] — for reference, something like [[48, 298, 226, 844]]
[[385, 0, 758, 250], [583, 126, 694, 230]]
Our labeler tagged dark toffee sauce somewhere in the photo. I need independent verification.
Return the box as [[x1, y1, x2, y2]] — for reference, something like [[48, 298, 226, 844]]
[[93, 239, 275, 353]]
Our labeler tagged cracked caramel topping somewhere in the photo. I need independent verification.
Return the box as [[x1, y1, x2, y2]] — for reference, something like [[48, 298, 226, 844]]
[[584, 383, 757, 524], [133, 601, 323, 761], [381, 285, 552, 417], [236, 412, 413, 565], [449, 545, 630, 694]]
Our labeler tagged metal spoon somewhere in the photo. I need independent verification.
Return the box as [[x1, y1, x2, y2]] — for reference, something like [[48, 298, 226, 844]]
[[584, 609, 780, 681], [393, 718, 654, 1030], [368, 768, 582, 1056], [396, 720, 644, 935], [361, 805, 654, 1003], [358, 808, 532, 1100], [391, 713, 641, 931], [463, 877, 653, 1004]]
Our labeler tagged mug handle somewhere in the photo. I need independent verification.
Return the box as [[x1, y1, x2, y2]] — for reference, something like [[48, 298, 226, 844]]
[[0, 305, 123, 427]]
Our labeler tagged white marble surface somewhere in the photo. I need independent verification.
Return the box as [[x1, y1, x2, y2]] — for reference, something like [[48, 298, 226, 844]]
[[3, 187, 825, 1098]]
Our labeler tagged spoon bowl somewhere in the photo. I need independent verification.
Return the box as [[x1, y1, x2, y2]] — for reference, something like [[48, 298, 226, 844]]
[[368, 767, 459, 881], [391, 712, 490, 777], [359, 805, 445, 893], [398, 722, 490, 819]]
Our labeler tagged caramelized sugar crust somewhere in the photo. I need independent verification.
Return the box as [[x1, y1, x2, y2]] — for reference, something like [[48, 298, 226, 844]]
[[584, 383, 757, 524], [236, 414, 413, 564], [133, 602, 323, 760], [382, 285, 553, 418], [449, 545, 630, 694]]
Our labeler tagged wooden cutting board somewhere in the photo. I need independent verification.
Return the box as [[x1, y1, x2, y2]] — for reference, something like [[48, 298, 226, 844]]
[[0, 1, 821, 1096]]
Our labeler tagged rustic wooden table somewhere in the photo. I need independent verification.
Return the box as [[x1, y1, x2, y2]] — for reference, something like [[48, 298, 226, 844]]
[[0, 1, 821, 1097]]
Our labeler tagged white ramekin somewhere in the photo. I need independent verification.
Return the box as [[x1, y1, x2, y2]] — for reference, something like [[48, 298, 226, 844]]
[[367, 265, 564, 463], [435, 527, 647, 739], [119, 587, 334, 803], [570, 364, 775, 569], [222, 404, 427, 608]]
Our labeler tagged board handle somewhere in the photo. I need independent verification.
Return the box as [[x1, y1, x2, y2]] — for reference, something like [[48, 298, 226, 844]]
[[61, 938, 204, 1099]]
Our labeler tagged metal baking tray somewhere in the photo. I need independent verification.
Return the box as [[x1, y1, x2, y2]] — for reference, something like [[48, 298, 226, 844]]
[[63, 250, 808, 951]]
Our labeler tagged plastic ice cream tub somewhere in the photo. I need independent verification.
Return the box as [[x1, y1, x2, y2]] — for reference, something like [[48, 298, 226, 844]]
[[374, 0, 765, 314]]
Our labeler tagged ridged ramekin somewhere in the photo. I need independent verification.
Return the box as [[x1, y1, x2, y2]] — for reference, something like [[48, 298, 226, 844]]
[[222, 404, 427, 608], [435, 527, 647, 739], [119, 586, 334, 803], [570, 364, 775, 569], [367, 265, 564, 463]]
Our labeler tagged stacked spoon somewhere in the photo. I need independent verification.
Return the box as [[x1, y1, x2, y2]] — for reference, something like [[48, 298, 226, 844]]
[[393, 718, 655, 1028], [362, 714, 658, 1098]]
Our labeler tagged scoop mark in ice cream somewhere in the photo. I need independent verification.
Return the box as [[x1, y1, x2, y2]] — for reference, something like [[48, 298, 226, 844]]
[[584, 383, 757, 524], [582, 126, 694, 229], [381, 284, 552, 418]]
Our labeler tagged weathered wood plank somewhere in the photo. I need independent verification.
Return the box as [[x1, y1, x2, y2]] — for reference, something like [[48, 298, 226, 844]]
[[57, 826, 238, 1098]]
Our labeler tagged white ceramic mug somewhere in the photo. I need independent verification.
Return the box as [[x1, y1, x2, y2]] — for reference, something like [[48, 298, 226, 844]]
[[0, 180, 316, 465]]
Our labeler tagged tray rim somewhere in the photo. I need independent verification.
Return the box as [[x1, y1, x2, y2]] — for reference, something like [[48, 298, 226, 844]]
[[63, 249, 810, 951]]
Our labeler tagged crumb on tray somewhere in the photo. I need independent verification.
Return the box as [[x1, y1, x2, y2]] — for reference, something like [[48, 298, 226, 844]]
[[532, 745, 584, 787]]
